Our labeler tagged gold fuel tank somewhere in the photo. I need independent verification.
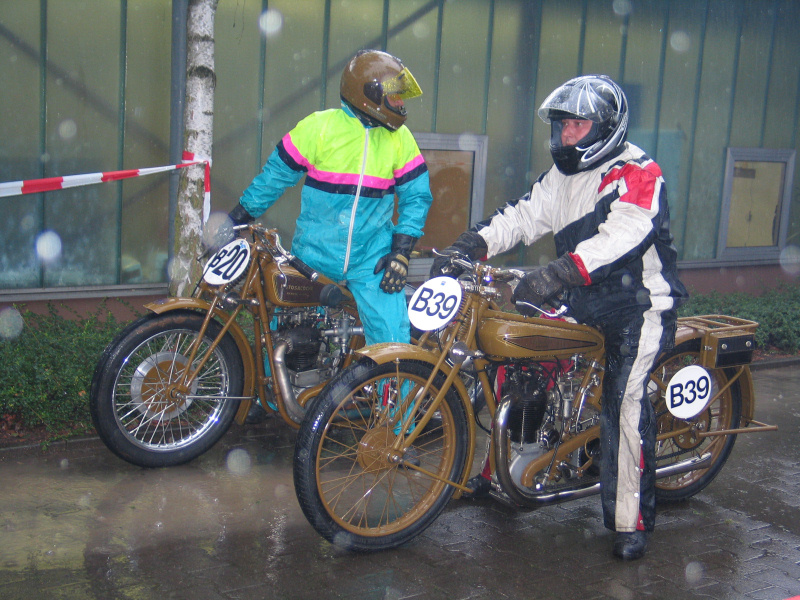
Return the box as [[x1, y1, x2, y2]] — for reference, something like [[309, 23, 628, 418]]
[[262, 262, 354, 308], [476, 310, 604, 361]]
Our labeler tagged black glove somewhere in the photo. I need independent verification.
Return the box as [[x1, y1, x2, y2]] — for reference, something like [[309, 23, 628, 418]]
[[430, 231, 488, 279], [374, 233, 417, 293], [511, 254, 585, 314], [208, 204, 253, 253]]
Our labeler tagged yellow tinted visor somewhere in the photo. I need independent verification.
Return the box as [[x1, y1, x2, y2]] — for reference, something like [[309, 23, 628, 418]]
[[382, 67, 422, 100]]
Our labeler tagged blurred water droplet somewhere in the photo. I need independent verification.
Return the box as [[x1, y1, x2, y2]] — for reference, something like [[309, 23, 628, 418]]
[[0, 308, 24, 341], [58, 119, 77, 140], [685, 561, 704, 584], [226, 448, 252, 476], [36, 230, 62, 263], [59, 459, 69, 470], [670, 30, 691, 52], [613, 0, 633, 16], [259, 9, 283, 37], [458, 133, 478, 151], [413, 21, 430, 39], [779, 245, 800, 276]]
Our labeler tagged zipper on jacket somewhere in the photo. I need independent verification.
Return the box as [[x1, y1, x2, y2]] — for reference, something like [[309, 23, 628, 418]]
[[343, 129, 369, 275]]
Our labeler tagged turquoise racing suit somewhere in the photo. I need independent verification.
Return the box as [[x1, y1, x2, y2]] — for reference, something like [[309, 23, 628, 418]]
[[239, 105, 433, 346]]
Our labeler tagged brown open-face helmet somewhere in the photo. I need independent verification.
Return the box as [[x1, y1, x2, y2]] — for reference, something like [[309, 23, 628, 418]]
[[340, 50, 422, 131]]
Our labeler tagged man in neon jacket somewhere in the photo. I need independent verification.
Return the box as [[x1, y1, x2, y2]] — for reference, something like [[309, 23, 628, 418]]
[[226, 50, 432, 347]]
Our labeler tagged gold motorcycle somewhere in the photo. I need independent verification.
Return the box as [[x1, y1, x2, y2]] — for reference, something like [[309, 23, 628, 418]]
[[90, 224, 364, 468], [293, 253, 775, 551]]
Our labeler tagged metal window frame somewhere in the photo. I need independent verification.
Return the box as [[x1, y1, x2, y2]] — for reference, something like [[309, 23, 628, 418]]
[[408, 132, 488, 280], [716, 147, 796, 263]]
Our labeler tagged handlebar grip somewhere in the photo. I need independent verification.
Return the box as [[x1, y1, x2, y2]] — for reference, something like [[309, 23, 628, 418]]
[[288, 255, 319, 281]]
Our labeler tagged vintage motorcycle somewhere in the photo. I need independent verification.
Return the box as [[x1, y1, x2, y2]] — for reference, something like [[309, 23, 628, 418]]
[[90, 224, 365, 468], [293, 253, 776, 551]]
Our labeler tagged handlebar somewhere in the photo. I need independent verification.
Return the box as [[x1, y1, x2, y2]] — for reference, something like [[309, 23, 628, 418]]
[[241, 224, 319, 282], [435, 248, 569, 319]]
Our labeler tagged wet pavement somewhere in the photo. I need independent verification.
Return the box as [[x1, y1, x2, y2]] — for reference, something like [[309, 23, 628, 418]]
[[1, 366, 800, 600]]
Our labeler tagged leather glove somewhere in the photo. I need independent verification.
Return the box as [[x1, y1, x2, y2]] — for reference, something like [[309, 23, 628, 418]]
[[511, 254, 585, 314], [430, 231, 488, 279], [374, 233, 417, 294], [207, 204, 253, 253]]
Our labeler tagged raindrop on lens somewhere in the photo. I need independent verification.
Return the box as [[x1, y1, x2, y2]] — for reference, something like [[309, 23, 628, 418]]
[[670, 31, 691, 52], [259, 9, 283, 37], [412, 21, 430, 39], [458, 133, 478, 151], [685, 561, 704, 585], [613, 0, 633, 16], [226, 448, 252, 476], [779, 245, 800, 276], [0, 308, 24, 341], [58, 119, 77, 140], [35, 230, 62, 262]]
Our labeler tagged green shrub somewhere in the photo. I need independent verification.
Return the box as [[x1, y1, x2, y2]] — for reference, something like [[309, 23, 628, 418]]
[[679, 284, 800, 353], [0, 302, 134, 432]]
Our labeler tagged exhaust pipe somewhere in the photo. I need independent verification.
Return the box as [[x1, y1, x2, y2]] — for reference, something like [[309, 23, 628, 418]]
[[272, 339, 305, 424], [492, 397, 713, 507]]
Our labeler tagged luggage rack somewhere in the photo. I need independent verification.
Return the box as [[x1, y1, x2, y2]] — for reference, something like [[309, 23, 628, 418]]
[[677, 314, 758, 368]]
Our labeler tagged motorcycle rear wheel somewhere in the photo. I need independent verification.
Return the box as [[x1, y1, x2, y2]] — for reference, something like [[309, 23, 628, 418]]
[[294, 359, 469, 551], [650, 339, 742, 502], [90, 310, 244, 468]]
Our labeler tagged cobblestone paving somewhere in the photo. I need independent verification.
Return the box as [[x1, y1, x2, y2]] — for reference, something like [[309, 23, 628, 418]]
[[0, 368, 798, 600]]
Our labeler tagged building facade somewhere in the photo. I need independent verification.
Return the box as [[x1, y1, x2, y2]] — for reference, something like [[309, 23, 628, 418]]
[[2, 0, 799, 304]]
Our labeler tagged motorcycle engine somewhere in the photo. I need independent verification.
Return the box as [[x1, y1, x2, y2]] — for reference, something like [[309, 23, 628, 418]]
[[272, 307, 350, 390], [502, 365, 549, 444]]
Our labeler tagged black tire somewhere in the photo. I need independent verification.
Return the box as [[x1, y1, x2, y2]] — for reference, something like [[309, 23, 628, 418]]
[[90, 310, 244, 468], [650, 340, 743, 502], [294, 359, 469, 551]]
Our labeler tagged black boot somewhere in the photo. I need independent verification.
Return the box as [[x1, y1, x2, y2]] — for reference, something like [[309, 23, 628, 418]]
[[461, 474, 492, 499], [613, 531, 648, 560]]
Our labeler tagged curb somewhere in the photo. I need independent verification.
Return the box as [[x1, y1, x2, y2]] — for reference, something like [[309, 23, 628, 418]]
[[0, 435, 103, 457], [750, 356, 800, 371]]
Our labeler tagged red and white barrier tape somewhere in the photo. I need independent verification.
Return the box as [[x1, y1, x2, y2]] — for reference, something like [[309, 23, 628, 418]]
[[0, 151, 212, 222]]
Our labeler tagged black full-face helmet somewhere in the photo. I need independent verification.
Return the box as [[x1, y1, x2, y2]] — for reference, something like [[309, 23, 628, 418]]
[[538, 75, 628, 175], [340, 50, 422, 131]]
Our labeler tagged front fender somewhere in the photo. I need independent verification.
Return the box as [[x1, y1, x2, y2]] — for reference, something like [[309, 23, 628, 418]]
[[145, 298, 256, 423], [356, 342, 477, 491], [355, 343, 471, 402]]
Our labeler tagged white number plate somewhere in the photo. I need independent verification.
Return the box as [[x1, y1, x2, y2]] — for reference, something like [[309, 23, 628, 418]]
[[203, 240, 250, 286], [665, 365, 713, 419], [408, 276, 463, 331]]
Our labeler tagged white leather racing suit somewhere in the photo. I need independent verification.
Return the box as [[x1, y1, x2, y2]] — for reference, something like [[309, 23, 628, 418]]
[[473, 142, 689, 533]]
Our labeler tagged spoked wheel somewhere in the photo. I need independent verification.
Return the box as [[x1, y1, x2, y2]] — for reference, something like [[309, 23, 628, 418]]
[[294, 359, 469, 551], [90, 311, 244, 468], [649, 340, 742, 501]]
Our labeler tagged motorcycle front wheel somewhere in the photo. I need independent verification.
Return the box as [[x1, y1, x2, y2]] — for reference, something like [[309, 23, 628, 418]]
[[650, 339, 743, 502], [294, 359, 469, 552], [90, 310, 244, 468]]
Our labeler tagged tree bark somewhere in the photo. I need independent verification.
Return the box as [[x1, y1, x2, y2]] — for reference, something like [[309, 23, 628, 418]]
[[170, 0, 218, 297]]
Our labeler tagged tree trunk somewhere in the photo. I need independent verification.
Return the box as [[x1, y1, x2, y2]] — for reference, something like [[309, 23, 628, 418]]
[[170, 0, 218, 297]]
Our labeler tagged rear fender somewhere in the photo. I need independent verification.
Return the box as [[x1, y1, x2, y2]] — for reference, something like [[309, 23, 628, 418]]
[[145, 299, 256, 423], [673, 325, 755, 423]]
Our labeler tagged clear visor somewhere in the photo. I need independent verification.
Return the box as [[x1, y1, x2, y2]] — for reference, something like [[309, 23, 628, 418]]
[[538, 78, 619, 124], [381, 67, 423, 100]]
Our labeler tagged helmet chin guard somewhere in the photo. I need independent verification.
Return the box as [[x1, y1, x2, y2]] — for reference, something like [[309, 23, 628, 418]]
[[340, 50, 422, 131], [538, 75, 628, 174]]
